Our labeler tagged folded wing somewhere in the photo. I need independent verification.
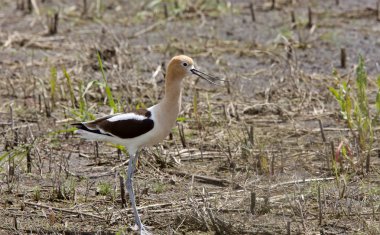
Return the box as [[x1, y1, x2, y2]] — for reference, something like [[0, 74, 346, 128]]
[[72, 109, 154, 139]]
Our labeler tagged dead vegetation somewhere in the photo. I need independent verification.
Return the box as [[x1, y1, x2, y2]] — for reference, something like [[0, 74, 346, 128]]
[[1, 0, 380, 234]]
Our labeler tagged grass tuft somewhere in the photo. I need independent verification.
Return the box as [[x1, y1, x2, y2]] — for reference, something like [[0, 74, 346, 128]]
[[97, 181, 113, 196], [329, 56, 375, 173]]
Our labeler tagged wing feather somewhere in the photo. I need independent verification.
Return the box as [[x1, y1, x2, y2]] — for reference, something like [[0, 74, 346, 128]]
[[72, 109, 154, 139]]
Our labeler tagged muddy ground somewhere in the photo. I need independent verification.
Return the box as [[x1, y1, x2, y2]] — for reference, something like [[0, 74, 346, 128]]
[[1, 0, 380, 234]]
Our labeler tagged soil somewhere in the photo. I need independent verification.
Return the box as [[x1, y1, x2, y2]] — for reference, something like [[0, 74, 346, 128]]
[[1, 0, 380, 234]]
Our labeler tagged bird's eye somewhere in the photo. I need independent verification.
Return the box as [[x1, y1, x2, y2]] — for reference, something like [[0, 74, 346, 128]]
[[182, 62, 188, 67]]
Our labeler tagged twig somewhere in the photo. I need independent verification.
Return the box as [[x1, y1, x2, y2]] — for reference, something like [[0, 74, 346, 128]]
[[163, 3, 169, 18], [286, 44, 293, 60], [269, 177, 335, 189], [47, 12, 59, 35], [271, 152, 275, 176], [94, 141, 99, 165], [13, 215, 18, 230], [206, 207, 222, 234], [330, 141, 335, 168], [177, 123, 187, 148], [26, 150, 32, 173], [318, 119, 326, 142], [296, 200, 306, 231], [366, 149, 371, 173], [312, 126, 380, 132], [290, 10, 296, 26], [62, 157, 130, 179], [248, 125, 254, 146], [249, 3, 255, 22], [307, 6, 313, 28], [16, 0, 25, 11], [24, 201, 104, 219], [27, 0, 32, 13], [129, 17, 173, 38], [271, 0, 275, 10], [31, 0, 40, 15], [234, 104, 240, 121], [287, 221, 291, 235], [179, 154, 225, 161], [165, 170, 241, 188], [10, 104, 17, 146], [340, 48, 346, 68], [82, 0, 87, 17], [250, 191, 256, 215], [318, 184, 322, 225], [119, 174, 126, 208]]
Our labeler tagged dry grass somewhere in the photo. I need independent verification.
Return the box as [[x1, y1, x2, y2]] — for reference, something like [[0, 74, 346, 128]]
[[1, 0, 380, 234]]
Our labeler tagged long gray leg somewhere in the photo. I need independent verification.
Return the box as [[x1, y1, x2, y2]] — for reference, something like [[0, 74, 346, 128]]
[[126, 152, 142, 230], [126, 152, 152, 234]]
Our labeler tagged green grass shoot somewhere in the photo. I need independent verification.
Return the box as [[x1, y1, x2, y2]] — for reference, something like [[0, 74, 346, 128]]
[[62, 66, 77, 109], [0, 145, 31, 173], [356, 56, 369, 117], [50, 66, 57, 109], [78, 81, 86, 117], [97, 52, 117, 113]]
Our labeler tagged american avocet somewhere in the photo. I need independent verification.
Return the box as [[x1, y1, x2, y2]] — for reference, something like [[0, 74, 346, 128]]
[[72, 55, 221, 234]]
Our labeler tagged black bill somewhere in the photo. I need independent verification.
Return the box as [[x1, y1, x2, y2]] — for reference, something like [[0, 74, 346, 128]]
[[190, 68, 225, 85]]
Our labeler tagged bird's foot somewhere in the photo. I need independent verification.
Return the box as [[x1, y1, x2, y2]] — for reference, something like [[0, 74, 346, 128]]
[[131, 223, 152, 235], [131, 223, 139, 232], [140, 224, 152, 235]]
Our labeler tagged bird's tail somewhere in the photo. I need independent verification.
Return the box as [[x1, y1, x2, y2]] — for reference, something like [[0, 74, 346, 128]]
[[71, 122, 108, 141], [72, 122, 88, 130]]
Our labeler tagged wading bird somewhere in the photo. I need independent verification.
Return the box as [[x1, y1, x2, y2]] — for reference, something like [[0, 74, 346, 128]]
[[72, 55, 221, 234]]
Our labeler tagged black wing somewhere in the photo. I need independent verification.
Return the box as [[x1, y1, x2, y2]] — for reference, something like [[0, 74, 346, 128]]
[[72, 110, 154, 139]]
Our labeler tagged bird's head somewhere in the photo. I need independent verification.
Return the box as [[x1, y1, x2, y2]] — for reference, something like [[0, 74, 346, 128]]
[[166, 55, 223, 85], [166, 55, 195, 80]]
